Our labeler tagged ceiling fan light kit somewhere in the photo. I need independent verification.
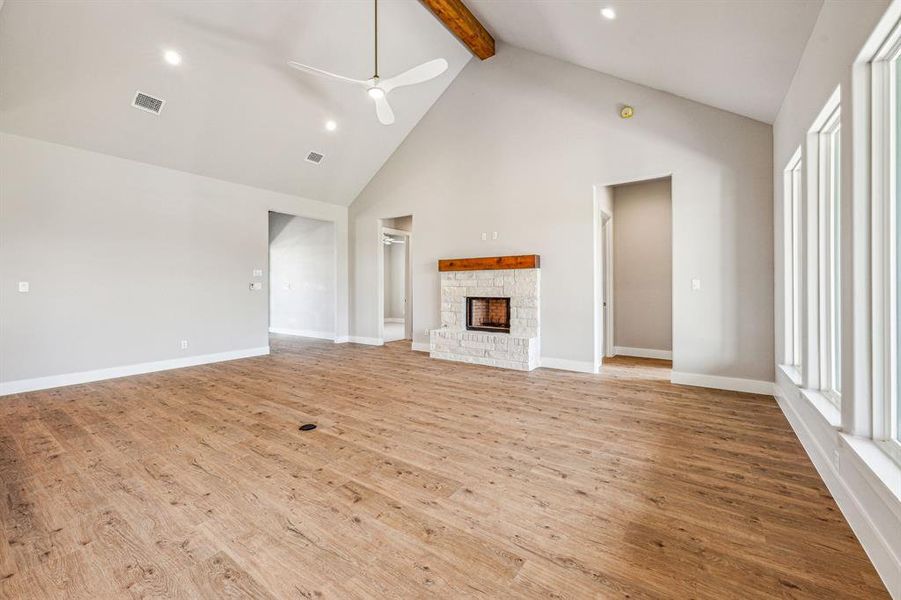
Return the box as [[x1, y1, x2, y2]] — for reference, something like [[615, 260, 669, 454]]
[[288, 0, 448, 125]]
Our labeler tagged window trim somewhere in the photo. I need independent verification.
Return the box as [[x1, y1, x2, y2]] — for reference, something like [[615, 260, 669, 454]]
[[783, 147, 803, 369], [871, 21, 901, 462], [816, 105, 842, 405]]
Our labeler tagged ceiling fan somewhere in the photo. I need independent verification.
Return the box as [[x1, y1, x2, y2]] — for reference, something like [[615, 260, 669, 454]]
[[382, 234, 406, 245], [287, 0, 448, 125]]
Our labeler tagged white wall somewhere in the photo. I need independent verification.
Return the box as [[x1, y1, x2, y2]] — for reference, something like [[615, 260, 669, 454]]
[[269, 213, 336, 338], [613, 178, 672, 353], [772, 1, 899, 597], [349, 43, 774, 381], [0, 133, 348, 389], [383, 241, 405, 319]]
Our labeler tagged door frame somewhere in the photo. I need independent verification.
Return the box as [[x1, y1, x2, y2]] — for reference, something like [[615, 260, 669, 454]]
[[603, 213, 615, 359], [377, 226, 412, 342], [593, 173, 673, 372], [594, 206, 614, 369], [267, 210, 340, 341]]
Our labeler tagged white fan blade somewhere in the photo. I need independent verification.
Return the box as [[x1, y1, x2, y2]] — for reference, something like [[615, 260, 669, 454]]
[[287, 61, 369, 87], [381, 58, 448, 93], [374, 94, 395, 125]]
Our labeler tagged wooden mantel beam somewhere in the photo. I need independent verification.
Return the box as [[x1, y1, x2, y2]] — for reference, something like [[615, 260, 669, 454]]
[[438, 255, 540, 272], [419, 0, 495, 60]]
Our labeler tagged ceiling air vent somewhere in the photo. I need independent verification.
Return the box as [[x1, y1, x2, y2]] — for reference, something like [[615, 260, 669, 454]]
[[305, 151, 324, 165], [132, 91, 165, 115]]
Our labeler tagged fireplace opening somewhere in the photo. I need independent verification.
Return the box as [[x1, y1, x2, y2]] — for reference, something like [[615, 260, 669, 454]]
[[466, 297, 511, 333]]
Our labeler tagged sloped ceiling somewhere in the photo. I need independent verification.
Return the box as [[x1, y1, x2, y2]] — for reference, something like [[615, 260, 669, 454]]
[[0, 0, 471, 206], [467, 0, 823, 123], [1, 0, 825, 208]]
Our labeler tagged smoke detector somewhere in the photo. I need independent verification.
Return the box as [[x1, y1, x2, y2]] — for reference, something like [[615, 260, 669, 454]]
[[132, 91, 165, 115], [305, 151, 324, 165]]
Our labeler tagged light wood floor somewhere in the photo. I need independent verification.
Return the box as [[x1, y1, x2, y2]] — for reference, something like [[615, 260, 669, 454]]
[[0, 336, 888, 599]]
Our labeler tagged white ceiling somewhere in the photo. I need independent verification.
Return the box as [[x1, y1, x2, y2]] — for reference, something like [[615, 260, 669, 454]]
[[468, 0, 823, 123], [0, 1, 823, 207], [0, 1, 471, 206]]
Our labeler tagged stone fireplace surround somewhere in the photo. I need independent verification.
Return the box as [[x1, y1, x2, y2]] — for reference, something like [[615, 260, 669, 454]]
[[430, 255, 540, 371]]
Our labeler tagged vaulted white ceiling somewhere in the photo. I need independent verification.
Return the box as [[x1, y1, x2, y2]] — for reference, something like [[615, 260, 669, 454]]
[[1, 1, 823, 207], [0, 1, 471, 206], [467, 0, 823, 123]]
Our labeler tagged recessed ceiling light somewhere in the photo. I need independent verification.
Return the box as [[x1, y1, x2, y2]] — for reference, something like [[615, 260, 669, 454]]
[[163, 50, 182, 66], [325, 120, 337, 132], [601, 7, 616, 20]]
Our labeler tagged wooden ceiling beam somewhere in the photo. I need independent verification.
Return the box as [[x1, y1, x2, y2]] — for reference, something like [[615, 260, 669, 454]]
[[419, 0, 495, 60]]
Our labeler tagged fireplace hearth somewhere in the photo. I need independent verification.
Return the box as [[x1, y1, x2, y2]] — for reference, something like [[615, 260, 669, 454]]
[[466, 297, 511, 333]]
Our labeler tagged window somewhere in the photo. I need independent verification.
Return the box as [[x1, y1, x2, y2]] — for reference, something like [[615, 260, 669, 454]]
[[872, 23, 901, 461], [890, 49, 900, 450], [817, 106, 841, 404], [784, 149, 803, 369]]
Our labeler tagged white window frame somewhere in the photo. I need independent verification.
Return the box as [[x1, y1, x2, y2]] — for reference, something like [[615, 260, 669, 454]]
[[783, 148, 803, 370], [817, 105, 842, 405], [871, 21, 901, 463]]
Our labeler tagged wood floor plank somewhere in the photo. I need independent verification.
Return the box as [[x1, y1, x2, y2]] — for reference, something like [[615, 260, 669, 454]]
[[0, 336, 889, 598]]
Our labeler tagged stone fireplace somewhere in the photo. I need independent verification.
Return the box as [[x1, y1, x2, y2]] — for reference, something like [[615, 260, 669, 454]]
[[430, 255, 540, 371]]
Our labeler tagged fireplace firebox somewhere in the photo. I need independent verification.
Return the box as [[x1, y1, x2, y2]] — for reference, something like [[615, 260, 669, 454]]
[[466, 297, 511, 333]]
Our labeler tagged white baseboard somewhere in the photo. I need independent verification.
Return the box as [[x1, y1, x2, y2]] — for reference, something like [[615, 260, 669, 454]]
[[412, 342, 430, 352], [613, 346, 672, 360], [269, 327, 335, 340], [671, 371, 774, 395], [345, 336, 384, 346], [384, 318, 404, 323], [0, 346, 270, 396], [334, 336, 349, 344], [775, 377, 901, 599], [540, 357, 597, 373]]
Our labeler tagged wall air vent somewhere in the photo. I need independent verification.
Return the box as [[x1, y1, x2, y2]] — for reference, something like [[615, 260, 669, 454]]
[[305, 151, 324, 164], [132, 91, 165, 115]]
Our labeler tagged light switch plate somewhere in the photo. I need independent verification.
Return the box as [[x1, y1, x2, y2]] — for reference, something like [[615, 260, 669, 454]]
[[17, 282, 29, 293], [253, 269, 263, 277], [492, 231, 498, 240], [691, 278, 701, 291], [481, 232, 487, 241]]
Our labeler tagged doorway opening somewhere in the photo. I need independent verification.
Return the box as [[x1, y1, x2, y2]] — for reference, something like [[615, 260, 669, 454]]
[[268, 211, 337, 340], [379, 215, 412, 343], [595, 176, 673, 368]]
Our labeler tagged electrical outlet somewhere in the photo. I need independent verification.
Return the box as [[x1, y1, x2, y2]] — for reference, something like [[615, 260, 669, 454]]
[[691, 278, 701, 291], [250, 282, 263, 291], [180, 340, 189, 350], [492, 231, 498, 240], [481, 232, 487, 241]]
